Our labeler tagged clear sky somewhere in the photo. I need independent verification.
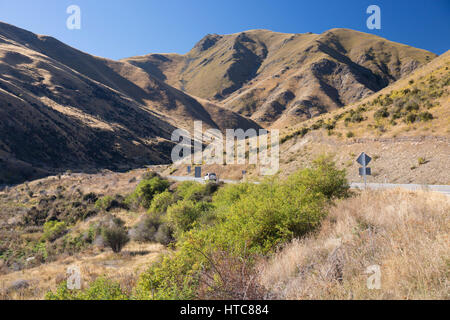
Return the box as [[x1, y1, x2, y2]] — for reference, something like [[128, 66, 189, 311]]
[[0, 0, 449, 60]]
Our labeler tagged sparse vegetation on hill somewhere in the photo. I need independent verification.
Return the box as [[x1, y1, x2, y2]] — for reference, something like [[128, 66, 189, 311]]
[[45, 157, 349, 300], [125, 28, 435, 127], [281, 50, 449, 142]]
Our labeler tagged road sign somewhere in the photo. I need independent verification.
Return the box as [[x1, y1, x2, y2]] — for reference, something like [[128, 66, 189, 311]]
[[359, 167, 372, 176], [194, 167, 202, 178], [187, 166, 191, 174], [357, 152, 372, 188], [357, 153, 372, 166]]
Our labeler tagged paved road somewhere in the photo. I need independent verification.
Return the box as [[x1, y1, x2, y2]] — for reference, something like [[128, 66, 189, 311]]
[[167, 175, 240, 184], [167, 176, 450, 196]]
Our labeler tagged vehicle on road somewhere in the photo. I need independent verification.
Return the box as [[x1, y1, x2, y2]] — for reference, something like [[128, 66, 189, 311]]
[[204, 173, 218, 182]]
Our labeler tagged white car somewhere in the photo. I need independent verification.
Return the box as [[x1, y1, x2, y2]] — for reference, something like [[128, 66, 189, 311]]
[[204, 173, 218, 182]]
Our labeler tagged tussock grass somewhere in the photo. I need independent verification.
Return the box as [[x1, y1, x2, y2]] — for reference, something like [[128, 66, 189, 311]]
[[258, 189, 449, 299]]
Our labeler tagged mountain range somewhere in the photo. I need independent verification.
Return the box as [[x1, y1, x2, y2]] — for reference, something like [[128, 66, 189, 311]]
[[124, 28, 435, 127], [0, 21, 442, 184]]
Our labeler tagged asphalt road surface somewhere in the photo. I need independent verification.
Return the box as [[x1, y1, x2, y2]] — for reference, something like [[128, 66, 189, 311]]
[[167, 176, 450, 196]]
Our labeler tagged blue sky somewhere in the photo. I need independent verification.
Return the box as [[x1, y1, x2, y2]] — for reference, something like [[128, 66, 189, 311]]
[[0, 0, 449, 60]]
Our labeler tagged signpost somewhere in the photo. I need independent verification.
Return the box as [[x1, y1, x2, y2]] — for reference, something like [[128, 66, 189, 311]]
[[357, 152, 372, 188], [194, 167, 202, 178], [187, 166, 191, 174]]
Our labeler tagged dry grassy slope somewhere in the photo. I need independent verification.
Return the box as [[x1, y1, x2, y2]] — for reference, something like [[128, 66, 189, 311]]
[[0, 23, 178, 184], [274, 50, 450, 185], [0, 168, 168, 299], [259, 189, 450, 299], [0, 22, 260, 133], [0, 22, 260, 184], [124, 29, 435, 127]]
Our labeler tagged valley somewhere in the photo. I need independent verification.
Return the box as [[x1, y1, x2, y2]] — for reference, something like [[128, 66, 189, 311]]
[[0, 19, 448, 301]]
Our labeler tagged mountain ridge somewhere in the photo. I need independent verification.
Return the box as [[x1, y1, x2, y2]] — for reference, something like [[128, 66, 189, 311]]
[[124, 28, 436, 127], [0, 21, 260, 184]]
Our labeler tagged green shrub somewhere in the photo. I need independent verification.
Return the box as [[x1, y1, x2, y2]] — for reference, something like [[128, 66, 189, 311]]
[[127, 176, 170, 209], [406, 113, 417, 123], [95, 196, 113, 211], [374, 107, 390, 119], [419, 112, 433, 121], [208, 181, 327, 254], [165, 200, 214, 237], [212, 183, 253, 212], [46, 278, 128, 300], [288, 155, 350, 200], [148, 191, 175, 215], [134, 247, 201, 300], [42, 221, 67, 242], [175, 181, 212, 202], [102, 225, 130, 253], [346, 131, 355, 138], [130, 214, 174, 245]]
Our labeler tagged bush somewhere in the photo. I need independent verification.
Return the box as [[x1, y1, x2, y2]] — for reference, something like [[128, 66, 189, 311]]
[[350, 113, 364, 123], [134, 247, 201, 300], [197, 250, 268, 300], [346, 131, 354, 138], [419, 111, 433, 121], [42, 221, 67, 242], [406, 113, 417, 123], [102, 224, 130, 253], [207, 178, 327, 254], [406, 101, 420, 112], [46, 278, 128, 300], [165, 200, 214, 237], [374, 107, 390, 119], [288, 155, 350, 200], [82, 192, 98, 204], [148, 191, 175, 215], [127, 177, 170, 209], [212, 183, 253, 212], [130, 214, 174, 245], [95, 195, 128, 212], [175, 181, 214, 202]]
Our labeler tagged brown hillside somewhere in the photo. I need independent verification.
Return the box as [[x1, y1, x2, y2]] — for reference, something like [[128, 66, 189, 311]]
[[0, 22, 260, 184], [124, 29, 436, 127]]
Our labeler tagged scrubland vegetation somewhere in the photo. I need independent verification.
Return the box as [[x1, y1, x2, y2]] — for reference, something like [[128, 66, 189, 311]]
[[1, 156, 448, 300], [42, 156, 349, 300]]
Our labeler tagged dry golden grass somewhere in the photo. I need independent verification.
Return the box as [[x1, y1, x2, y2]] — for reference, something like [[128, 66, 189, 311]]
[[258, 189, 449, 300], [0, 242, 165, 300]]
